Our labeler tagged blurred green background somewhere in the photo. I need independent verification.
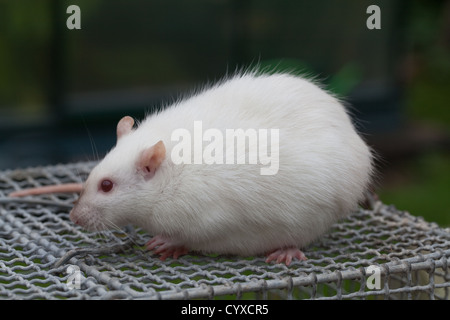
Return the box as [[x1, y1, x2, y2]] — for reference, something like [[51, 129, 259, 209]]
[[0, 0, 449, 226]]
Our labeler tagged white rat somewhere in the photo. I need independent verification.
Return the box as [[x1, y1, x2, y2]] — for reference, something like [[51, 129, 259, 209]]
[[10, 72, 373, 265]]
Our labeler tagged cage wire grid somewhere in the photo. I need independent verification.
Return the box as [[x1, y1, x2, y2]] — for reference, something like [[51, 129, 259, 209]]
[[0, 161, 449, 300]]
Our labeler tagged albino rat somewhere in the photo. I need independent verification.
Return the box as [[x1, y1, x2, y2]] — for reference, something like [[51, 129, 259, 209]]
[[10, 72, 373, 265]]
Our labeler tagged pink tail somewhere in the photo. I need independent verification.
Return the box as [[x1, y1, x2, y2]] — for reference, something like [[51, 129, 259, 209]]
[[9, 183, 83, 197]]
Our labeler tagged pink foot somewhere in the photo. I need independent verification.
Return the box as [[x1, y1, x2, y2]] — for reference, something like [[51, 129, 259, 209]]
[[265, 247, 307, 266], [146, 235, 189, 261]]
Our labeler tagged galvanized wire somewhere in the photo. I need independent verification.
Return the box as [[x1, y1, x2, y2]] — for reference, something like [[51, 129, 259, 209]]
[[1, 162, 449, 299]]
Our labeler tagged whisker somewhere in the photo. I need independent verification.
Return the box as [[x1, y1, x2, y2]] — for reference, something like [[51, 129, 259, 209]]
[[103, 218, 144, 250], [83, 119, 100, 162]]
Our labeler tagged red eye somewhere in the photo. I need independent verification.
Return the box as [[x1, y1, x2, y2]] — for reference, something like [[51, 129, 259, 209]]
[[100, 179, 114, 193]]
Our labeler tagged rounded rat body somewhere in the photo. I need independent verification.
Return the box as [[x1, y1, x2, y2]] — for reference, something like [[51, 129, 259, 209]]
[[12, 72, 373, 265]]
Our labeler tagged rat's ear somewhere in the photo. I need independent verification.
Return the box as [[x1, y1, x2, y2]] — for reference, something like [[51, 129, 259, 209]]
[[137, 141, 166, 179], [117, 116, 135, 141]]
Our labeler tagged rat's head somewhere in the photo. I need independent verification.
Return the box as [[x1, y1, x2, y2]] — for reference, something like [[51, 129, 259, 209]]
[[69, 116, 167, 231]]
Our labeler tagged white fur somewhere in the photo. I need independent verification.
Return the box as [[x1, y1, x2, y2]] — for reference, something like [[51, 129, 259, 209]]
[[72, 72, 373, 256]]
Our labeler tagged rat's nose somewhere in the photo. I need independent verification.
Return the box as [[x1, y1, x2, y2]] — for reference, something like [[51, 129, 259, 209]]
[[69, 205, 86, 227]]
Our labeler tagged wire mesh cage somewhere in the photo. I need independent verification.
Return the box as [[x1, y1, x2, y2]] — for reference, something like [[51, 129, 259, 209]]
[[0, 162, 449, 300]]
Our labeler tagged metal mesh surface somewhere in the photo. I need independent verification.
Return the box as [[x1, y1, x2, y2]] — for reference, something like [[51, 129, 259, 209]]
[[0, 162, 449, 300]]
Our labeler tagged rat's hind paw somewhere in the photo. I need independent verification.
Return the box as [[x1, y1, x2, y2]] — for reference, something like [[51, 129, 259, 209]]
[[265, 247, 307, 266], [146, 235, 189, 261]]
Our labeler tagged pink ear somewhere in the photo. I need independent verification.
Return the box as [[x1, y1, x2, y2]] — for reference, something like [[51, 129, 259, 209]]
[[117, 116, 135, 141], [137, 141, 166, 179]]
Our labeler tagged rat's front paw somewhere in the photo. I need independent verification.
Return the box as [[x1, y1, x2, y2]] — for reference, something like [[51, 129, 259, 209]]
[[265, 247, 307, 266], [146, 235, 189, 261]]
